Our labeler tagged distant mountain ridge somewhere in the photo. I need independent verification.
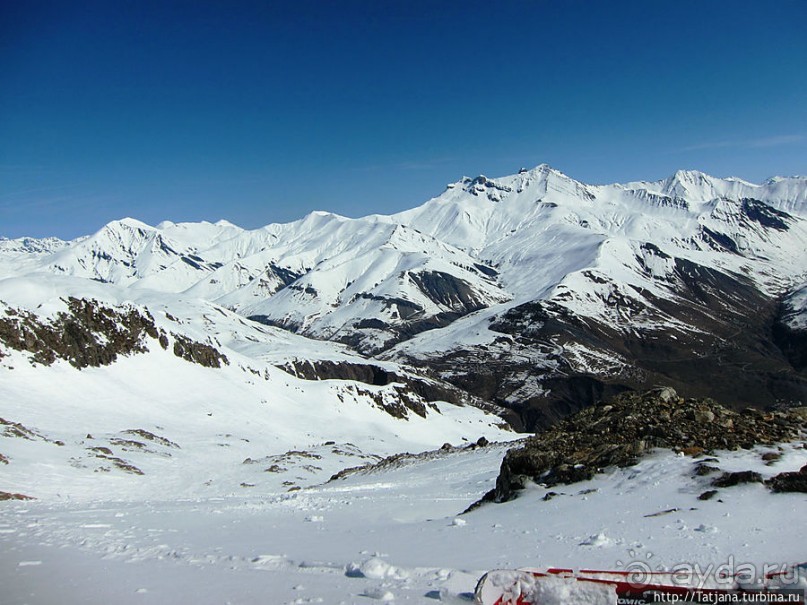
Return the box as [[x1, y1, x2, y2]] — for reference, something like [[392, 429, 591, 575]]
[[2, 165, 806, 429]]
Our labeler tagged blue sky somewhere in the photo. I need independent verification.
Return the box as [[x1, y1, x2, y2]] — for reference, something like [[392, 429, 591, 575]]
[[1, 0, 806, 239]]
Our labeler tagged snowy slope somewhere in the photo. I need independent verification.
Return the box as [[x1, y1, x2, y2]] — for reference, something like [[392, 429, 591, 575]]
[[2, 440, 806, 604], [0, 344, 511, 501], [0, 275, 514, 502]]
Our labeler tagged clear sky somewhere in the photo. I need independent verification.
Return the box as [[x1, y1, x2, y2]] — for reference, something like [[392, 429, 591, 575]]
[[1, 0, 806, 239]]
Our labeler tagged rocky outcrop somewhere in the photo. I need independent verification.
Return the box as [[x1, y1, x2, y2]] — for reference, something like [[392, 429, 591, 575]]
[[0, 491, 34, 501], [280, 359, 501, 414], [488, 387, 806, 503], [0, 298, 228, 370], [171, 333, 228, 368], [334, 383, 433, 419], [711, 471, 764, 488], [767, 464, 807, 493], [408, 270, 487, 312], [0, 298, 158, 368]]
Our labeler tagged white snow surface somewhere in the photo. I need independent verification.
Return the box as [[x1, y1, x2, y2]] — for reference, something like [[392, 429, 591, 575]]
[[516, 573, 616, 605], [3, 443, 806, 604], [782, 282, 807, 330], [475, 569, 618, 605]]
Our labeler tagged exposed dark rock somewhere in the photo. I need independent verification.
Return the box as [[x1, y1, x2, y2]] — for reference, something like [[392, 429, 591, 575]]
[[761, 451, 782, 463], [339, 309, 498, 357], [279, 359, 499, 415], [644, 507, 681, 517], [791, 408, 807, 422], [766, 464, 807, 493], [122, 429, 179, 449], [1, 417, 40, 440], [0, 491, 34, 501], [267, 263, 303, 288], [108, 457, 144, 475], [288, 283, 318, 296], [408, 271, 487, 312], [693, 462, 720, 477], [280, 359, 403, 386], [740, 198, 791, 231], [700, 226, 739, 253], [180, 256, 204, 270], [345, 384, 430, 419], [0, 453, 8, 464], [251, 272, 502, 357], [109, 438, 148, 451], [490, 388, 806, 503], [0, 417, 67, 449], [171, 334, 228, 368], [355, 293, 423, 320], [773, 301, 807, 372], [711, 471, 764, 488], [246, 314, 303, 333], [473, 263, 499, 278], [0, 298, 157, 368], [353, 318, 389, 330], [90, 448, 144, 475], [0, 298, 228, 371], [698, 490, 719, 501], [329, 437, 512, 485]]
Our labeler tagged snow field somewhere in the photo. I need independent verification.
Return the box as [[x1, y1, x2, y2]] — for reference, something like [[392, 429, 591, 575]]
[[3, 443, 807, 604]]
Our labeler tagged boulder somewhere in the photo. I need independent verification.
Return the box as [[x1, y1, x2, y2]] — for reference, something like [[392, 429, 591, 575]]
[[490, 387, 806, 502]]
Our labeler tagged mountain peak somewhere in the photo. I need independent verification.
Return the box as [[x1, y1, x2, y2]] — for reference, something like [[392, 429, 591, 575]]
[[104, 217, 154, 232], [667, 169, 711, 188], [533, 162, 559, 173], [672, 168, 708, 179], [658, 169, 723, 200], [518, 163, 569, 180], [765, 175, 807, 184]]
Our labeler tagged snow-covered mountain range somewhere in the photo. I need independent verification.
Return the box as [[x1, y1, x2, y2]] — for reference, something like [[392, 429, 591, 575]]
[[3, 165, 807, 605], [2, 165, 806, 430]]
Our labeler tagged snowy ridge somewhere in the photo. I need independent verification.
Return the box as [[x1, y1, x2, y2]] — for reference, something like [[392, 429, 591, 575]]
[[4, 167, 806, 348], [2, 165, 807, 428], [391, 165, 807, 301], [0, 235, 73, 255]]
